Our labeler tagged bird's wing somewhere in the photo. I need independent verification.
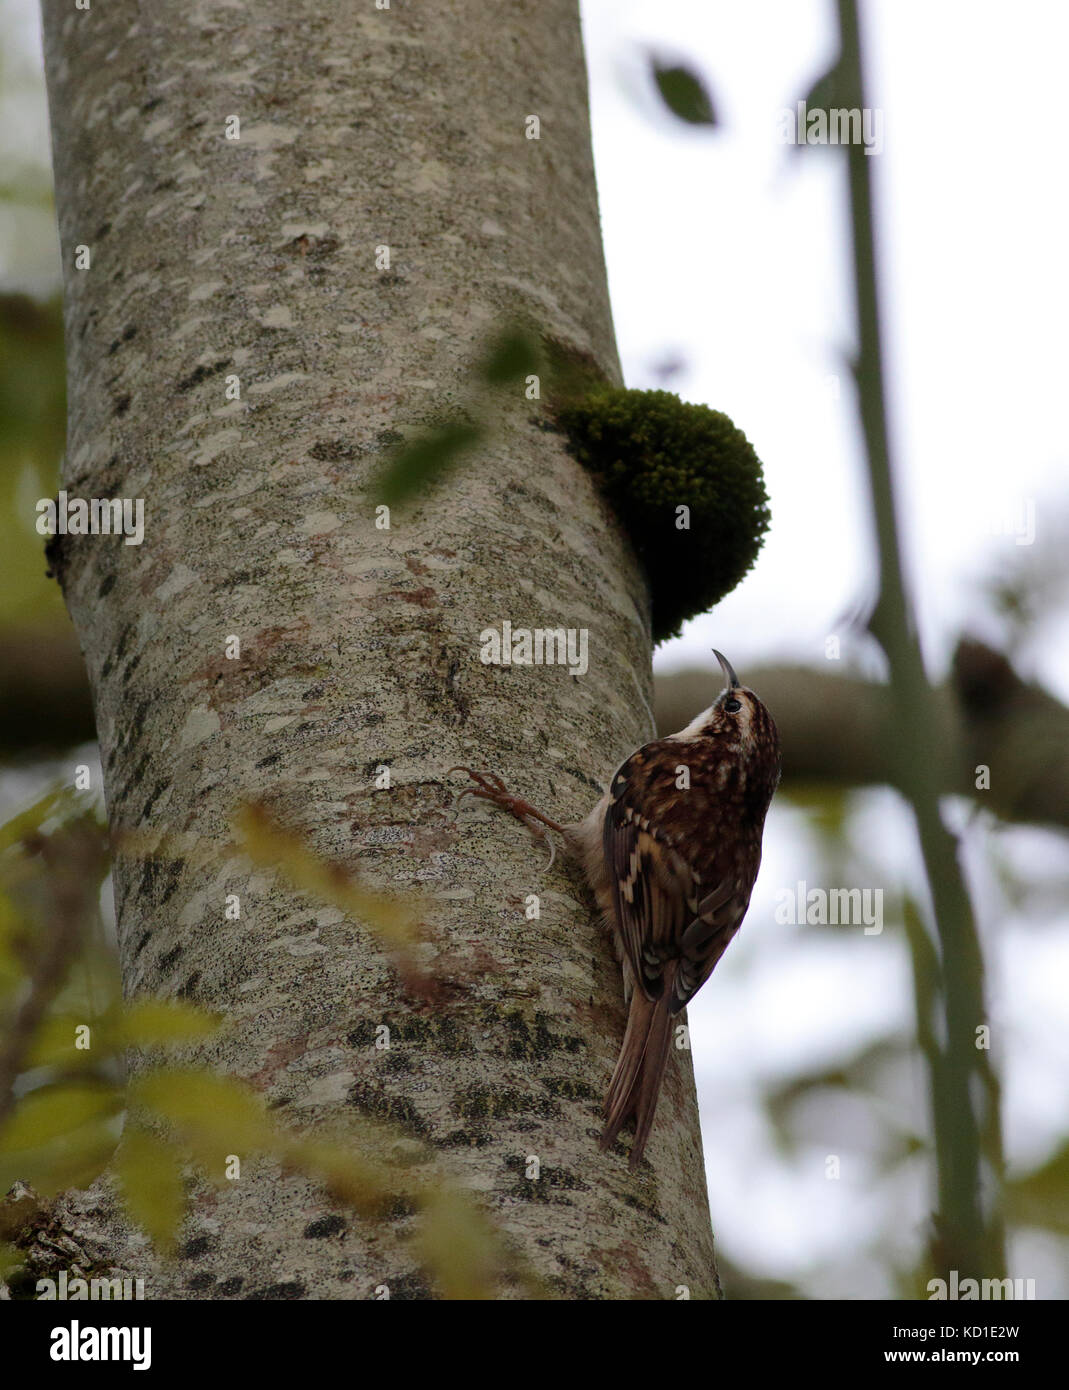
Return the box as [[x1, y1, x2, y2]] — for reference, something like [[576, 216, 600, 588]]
[[603, 751, 749, 1013]]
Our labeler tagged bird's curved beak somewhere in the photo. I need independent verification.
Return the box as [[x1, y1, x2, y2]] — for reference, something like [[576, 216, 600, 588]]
[[713, 649, 740, 690]]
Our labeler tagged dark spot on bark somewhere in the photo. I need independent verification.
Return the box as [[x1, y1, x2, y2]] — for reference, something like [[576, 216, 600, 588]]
[[177, 359, 229, 393], [347, 1015, 472, 1055], [177, 971, 200, 999], [115, 626, 136, 662], [218, 1277, 243, 1296], [541, 1076, 597, 1101], [134, 930, 151, 958], [302, 684, 325, 699], [376, 429, 403, 448], [136, 849, 182, 910], [137, 859, 158, 898], [98, 573, 116, 597], [246, 1282, 306, 1300], [153, 178, 176, 192], [142, 97, 162, 112], [383, 1051, 413, 1073], [503, 1009, 585, 1061], [255, 752, 282, 768], [161, 858, 184, 903], [113, 394, 131, 417], [308, 439, 356, 462], [303, 1214, 347, 1238], [122, 650, 143, 685], [439, 1128, 494, 1148], [346, 1083, 429, 1136], [383, 586, 437, 608], [187, 1271, 215, 1291], [454, 1085, 560, 1123], [621, 1191, 669, 1224], [503, 1155, 589, 1202], [180, 1235, 216, 1259], [159, 945, 183, 971], [221, 568, 269, 589], [141, 778, 169, 821], [95, 222, 112, 239]]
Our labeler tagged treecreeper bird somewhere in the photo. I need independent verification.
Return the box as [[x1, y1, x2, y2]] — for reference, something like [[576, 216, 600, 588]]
[[452, 650, 781, 1168]]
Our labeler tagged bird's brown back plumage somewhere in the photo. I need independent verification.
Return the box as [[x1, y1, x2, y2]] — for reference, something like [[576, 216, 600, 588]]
[[596, 680, 781, 1166], [451, 653, 780, 1170]]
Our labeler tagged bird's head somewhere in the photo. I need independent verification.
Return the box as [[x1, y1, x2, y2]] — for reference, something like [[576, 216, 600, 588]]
[[674, 650, 781, 774]]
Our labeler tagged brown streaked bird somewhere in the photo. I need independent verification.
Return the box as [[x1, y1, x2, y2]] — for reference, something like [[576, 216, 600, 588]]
[[452, 650, 781, 1169]]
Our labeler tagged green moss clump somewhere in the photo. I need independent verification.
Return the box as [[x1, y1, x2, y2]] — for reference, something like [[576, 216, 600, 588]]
[[556, 388, 771, 643]]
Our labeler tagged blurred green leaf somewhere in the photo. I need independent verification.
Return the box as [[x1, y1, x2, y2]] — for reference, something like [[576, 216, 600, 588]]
[[0, 1081, 119, 1153], [1006, 1141, 1069, 1235], [130, 1068, 272, 1154], [477, 328, 540, 386], [0, 293, 67, 626], [234, 802, 423, 958], [651, 61, 718, 126], [374, 420, 483, 509], [0, 788, 63, 852], [115, 1126, 185, 1253], [417, 1187, 499, 1300], [117, 999, 221, 1048]]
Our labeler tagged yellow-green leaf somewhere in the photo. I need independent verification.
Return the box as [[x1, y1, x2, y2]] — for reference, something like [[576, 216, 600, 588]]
[[130, 1069, 272, 1152], [23, 1014, 103, 1069], [416, 1188, 498, 1301], [117, 999, 221, 1048], [234, 803, 422, 954], [115, 1126, 185, 1253], [0, 1083, 120, 1154]]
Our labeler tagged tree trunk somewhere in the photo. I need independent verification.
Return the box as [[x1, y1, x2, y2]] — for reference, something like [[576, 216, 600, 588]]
[[40, 0, 719, 1298]]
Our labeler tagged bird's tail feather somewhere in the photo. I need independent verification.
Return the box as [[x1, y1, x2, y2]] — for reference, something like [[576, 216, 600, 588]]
[[600, 981, 675, 1169]]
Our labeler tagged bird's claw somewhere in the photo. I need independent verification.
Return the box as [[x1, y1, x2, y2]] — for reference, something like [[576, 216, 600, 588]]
[[449, 766, 561, 870]]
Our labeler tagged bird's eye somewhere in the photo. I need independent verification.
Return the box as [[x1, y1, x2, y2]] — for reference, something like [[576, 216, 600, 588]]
[[724, 697, 742, 713]]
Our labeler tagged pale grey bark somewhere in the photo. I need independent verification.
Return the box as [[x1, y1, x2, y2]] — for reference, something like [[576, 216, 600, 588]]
[[39, 0, 719, 1298]]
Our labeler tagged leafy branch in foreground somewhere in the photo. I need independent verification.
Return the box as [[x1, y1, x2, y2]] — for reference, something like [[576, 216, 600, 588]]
[[0, 789, 538, 1298]]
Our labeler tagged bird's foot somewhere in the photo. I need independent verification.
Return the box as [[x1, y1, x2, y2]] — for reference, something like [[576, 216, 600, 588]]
[[449, 766, 564, 869]]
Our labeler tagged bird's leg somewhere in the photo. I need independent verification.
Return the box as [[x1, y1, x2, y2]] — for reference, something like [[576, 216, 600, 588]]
[[449, 766, 566, 838]]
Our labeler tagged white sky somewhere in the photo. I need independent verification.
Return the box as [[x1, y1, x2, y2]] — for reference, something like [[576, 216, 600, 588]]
[[582, 0, 1069, 698]]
